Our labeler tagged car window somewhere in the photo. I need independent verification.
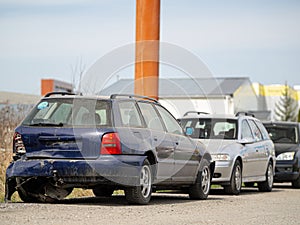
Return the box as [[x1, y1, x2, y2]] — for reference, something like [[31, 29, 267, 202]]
[[74, 100, 110, 126], [264, 124, 298, 143], [118, 101, 143, 128], [137, 102, 164, 131], [180, 118, 237, 139], [213, 120, 236, 139], [22, 98, 111, 127], [254, 120, 270, 140], [241, 120, 253, 140], [248, 119, 263, 141], [155, 105, 183, 135]]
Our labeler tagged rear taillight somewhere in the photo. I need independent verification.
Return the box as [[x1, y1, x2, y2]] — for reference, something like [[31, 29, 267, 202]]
[[100, 133, 121, 155], [13, 132, 26, 154]]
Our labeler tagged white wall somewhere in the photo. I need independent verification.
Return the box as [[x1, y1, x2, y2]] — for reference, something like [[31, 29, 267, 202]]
[[159, 97, 231, 118], [233, 82, 258, 112]]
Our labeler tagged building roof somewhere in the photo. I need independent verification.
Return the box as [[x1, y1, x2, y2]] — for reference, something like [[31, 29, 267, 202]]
[[99, 77, 251, 98]]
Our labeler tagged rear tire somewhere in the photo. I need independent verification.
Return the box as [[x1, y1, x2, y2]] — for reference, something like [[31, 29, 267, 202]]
[[189, 159, 211, 200], [224, 160, 242, 195], [258, 162, 273, 192], [125, 159, 152, 204]]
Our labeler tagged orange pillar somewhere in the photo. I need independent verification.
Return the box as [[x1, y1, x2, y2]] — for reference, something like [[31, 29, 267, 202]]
[[135, 0, 160, 100]]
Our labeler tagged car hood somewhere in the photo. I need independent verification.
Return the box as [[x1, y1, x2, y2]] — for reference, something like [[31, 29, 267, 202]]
[[274, 143, 300, 155], [199, 139, 238, 154]]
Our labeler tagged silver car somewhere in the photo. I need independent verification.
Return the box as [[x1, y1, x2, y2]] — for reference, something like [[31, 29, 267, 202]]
[[179, 112, 276, 194]]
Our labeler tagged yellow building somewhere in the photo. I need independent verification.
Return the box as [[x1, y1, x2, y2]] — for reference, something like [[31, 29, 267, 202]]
[[252, 83, 300, 120]]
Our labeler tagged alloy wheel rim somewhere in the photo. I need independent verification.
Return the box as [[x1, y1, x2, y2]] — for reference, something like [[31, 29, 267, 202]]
[[235, 165, 242, 191], [201, 166, 211, 194], [140, 165, 151, 198], [267, 164, 273, 188]]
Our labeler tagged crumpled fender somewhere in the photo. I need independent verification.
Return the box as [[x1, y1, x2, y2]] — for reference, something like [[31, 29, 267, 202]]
[[5, 155, 148, 202]]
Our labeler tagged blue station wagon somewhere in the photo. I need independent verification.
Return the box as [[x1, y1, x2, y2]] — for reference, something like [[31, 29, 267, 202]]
[[5, 92, 214, 204]]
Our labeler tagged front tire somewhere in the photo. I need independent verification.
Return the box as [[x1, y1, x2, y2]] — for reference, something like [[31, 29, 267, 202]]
[[258, 162, 273, 192], [125, 159, 152, 204], [224, 160, 242, 195], [189, 159, 211, 200]]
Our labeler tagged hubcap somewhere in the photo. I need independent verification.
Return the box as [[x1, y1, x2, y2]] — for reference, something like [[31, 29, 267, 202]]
[[140, 165, 151, 198], [235, 165, 242, 191], [201, 166, 211, 194], [267, 164, 273, 188]]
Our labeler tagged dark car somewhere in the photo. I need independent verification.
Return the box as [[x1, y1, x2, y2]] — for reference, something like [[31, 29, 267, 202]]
[[5, 92, 214, 204], [263, 121, 300, 188]]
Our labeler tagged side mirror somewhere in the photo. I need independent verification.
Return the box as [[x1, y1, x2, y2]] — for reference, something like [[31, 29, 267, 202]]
[[239, 138, 255, 145], [185, 127, 194, 136]]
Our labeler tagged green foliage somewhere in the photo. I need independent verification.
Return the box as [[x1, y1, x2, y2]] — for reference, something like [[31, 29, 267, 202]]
[[274, 82, 299, 122], [298, 109, 300, 122]]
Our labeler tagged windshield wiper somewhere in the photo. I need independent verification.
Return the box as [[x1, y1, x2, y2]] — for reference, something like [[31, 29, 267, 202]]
[[29, 122, 64, 127]]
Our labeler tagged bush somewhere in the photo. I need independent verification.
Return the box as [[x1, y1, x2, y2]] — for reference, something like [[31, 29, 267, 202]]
[[0, 104, 31, 202]]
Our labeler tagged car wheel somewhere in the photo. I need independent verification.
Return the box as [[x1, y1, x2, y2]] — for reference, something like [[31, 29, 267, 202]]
[[244, 182, 255, 187], [189, 159, 211, 200], [93, 187, 114, 197], [258, 162, 273, 192], [291, 173, 300, 188], [224, 160, 242, 195], [125, 159, 152, 204]]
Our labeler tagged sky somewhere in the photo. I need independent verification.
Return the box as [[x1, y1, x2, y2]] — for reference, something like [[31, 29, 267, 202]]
[[1, 0, 300, 95]]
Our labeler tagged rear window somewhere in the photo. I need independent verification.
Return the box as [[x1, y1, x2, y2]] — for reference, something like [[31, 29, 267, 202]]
[[181, 118, 237, 139], [22, 98, 112, 127], [264, 124, 298, 144]]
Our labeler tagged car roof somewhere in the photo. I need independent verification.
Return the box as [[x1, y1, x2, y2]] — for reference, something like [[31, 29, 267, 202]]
[[41, 92, 160, 104], [180, 112, 261, 121], [43, 95, 110, 101], [181, 113, 237, 120]]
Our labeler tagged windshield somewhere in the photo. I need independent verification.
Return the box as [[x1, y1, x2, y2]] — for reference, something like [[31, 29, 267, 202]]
[[264, 125, 298, 144], [181, 118, 238, 139], [22, 98, 112, 127]]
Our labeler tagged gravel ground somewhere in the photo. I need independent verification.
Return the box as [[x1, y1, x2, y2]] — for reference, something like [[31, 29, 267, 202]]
[[0, 184, 299, 225]]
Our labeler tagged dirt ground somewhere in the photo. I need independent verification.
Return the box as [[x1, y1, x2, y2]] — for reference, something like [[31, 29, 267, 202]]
[[0, 184, 299, 225]]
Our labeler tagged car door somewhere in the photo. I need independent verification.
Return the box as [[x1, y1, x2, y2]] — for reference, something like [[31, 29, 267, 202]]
[[154, 105, 199, 183], [239, 119, 260, 178], [247, 119, 267, 177], [254, 120, 272, 176], [137, 102, 175, 183]]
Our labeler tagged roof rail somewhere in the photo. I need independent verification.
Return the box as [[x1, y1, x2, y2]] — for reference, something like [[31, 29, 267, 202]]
[[235, 112, 255, 117], [110, 94, 159, 103], [183, 111, 209, 117], [44, 92, 76, 97]]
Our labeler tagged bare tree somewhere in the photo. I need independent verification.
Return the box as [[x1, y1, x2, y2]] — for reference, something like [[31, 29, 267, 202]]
[[71, 57, 86, 94]]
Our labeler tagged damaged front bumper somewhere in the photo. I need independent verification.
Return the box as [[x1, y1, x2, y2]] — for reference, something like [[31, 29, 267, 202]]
[[5, 155, 146, 202]]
